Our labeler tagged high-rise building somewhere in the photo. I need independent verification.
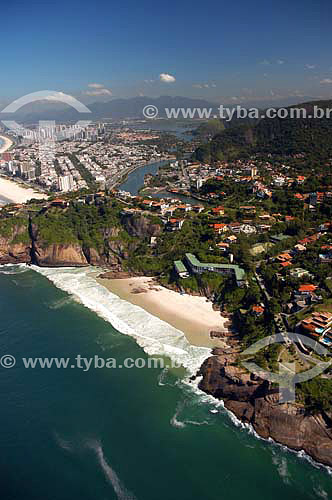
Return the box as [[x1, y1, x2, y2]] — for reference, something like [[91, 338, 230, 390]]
[[196, 178, 203, 190], [58, 175, 75, 192]]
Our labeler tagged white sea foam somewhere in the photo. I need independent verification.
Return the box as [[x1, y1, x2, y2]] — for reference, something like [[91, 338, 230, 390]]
[[179, 375, 332, 474], [272, 451, 291, 484], [10, 264, 332, 475], [31, 266, 211, 375], [314, 485, 329, 499], [47, 296, 74, 310], [87, 439, 137, 500], [0, 263, 29, 275], [170, 409, 186, 429], [54, 431, 73, 453], [54, 432, 136, 500]]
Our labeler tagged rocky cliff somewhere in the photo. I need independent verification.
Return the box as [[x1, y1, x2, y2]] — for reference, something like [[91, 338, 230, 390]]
[[0, 224, 31, 264], [31, 243, 88, 267], [121, 214, 161, 238], [0, 214, 157, 269], [198, 353, 332, 467]]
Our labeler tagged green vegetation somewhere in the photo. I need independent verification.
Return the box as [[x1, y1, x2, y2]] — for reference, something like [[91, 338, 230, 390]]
[[298, 378, 332, 414], [69, 154, 97, 189], [0, 216, 29, 244], [193, 118, 225, 138], [31, 202, 123, 250], [195, 100, 332, 163]]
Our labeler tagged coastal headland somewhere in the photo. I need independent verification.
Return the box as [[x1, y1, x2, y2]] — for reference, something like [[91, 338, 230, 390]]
[[198, 351, 332, 468]]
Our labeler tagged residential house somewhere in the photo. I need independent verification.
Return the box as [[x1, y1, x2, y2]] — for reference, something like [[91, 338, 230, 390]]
[[212, 223, 228, 235], [167, 218, 184, 231], [211, 206, 225, 216]]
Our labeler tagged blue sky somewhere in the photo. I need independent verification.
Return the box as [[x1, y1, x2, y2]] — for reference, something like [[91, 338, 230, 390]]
[[1, 0, 332, 104]]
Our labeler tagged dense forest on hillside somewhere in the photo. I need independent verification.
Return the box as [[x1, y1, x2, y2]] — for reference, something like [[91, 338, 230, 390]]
[[195, 100, 332, 162]]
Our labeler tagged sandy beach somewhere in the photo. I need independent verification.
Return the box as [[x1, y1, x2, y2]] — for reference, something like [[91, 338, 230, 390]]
[[97, 276, 230, 348], [0, 135, 13, 154], [0, 176, 48, 204]]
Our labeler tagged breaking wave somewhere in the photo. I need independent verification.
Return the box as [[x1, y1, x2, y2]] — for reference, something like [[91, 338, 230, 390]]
[[31, 266, 211, 375], [30, 265, 332, 476], [0, 264, 29, 275]]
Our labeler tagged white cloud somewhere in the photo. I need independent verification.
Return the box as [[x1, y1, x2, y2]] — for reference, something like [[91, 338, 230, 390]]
[[159, 73, 176, 83], [259, 59, 284, 66], [88, 83, 105, 89], [305, 64, 316, 70], [144, 79, 155, 84], [320, 78, 332, 85], [42, 92, 84, 107], [84, 83, 112, 96], [192, 82, 217, 89], [85, 88, 112, 96], [43, 91, 69, 101]]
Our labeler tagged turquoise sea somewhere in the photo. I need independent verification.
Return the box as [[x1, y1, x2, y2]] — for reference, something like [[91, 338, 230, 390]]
[[0, 264, 331, 500]]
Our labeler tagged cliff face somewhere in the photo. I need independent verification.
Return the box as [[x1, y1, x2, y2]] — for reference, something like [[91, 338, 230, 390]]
[[199, 354, 332, 467], [31, 243, 88, 267], [0, 225, 31, 264], [121, 215, 161, 238], [0, 215, 139, 269]]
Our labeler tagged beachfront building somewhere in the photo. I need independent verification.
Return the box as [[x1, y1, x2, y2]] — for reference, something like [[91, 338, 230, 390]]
[[174, 260, 190, 279], [184, 253, 246, 287]]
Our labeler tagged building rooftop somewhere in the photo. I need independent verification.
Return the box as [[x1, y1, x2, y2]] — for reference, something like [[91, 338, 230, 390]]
[[174, 260, 187, 274], [185, 253, 245, 282]]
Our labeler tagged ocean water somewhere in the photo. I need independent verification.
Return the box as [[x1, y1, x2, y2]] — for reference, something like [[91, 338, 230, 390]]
[[0, 264, 331, 500]]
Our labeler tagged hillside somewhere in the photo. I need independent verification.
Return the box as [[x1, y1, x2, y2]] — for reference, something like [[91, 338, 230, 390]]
[[195, 99, 332, 162]]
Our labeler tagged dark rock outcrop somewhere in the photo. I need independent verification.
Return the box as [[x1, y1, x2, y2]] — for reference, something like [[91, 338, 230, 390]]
[[121, 215, 161, 238], [198, 355, 332, 467], [31, 242, 88, 267]]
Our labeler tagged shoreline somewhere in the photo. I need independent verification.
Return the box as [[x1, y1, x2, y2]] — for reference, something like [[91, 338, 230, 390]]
[[3, 262, 332, 471], [198, 351, 332, 469], [0, 176, 48, 204], [0, 135, 13, 154], [96, 275, 229, 348]]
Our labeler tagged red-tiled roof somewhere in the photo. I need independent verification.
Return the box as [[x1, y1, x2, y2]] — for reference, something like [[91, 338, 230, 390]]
[[298, 284, 317, 292], [252, 305, 264, 313]]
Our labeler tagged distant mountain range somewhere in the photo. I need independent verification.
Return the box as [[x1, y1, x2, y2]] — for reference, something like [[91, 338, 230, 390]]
[[0, 95, 323, 124], [0, 96, 217, 124]]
